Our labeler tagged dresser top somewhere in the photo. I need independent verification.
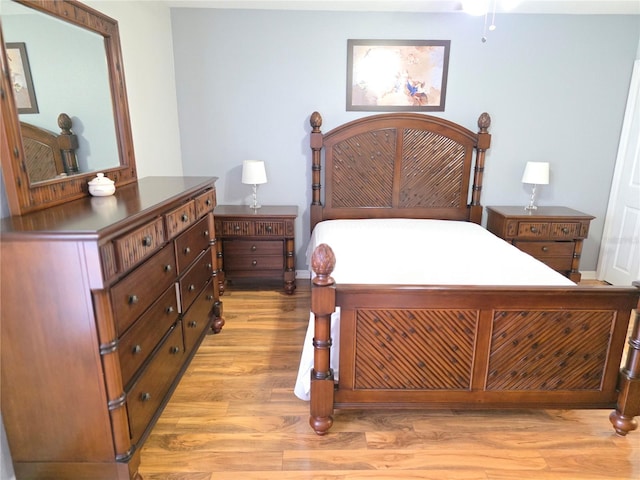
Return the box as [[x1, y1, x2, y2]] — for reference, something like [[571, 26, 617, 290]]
[[1, 176, 217, 238]]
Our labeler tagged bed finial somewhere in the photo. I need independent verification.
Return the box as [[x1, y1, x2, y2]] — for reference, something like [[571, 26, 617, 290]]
[[310, 111, 323, 132], [478, 112, 491, 132], [311, 243, 335, 286]]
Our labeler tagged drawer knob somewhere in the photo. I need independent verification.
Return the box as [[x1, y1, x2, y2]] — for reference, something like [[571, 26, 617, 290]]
[[251, 245, 257, 251], [206, 294, 213, 301], [128, 295, 139, 305], [206, 263, 212, 270], [164, 264, 172, 272], [530, 227, 538, 233], [542, 246, 549, 252], [562, 227, 570, 234], [234, 225, 241, 231], [141, 392, 151, 402], [132, 344, 142, 354], [142, 235, 153, 247], [184, 246, 191, 255], [204, 230, 209, 237], [188, 284, 195, 292], [189, 321, 197, 328], [181, 213, 189, 222], [170, 345, 180, 354], [206, 199, 212, 206], [252, 260, 258, 266], [266, 225, 273, 233], [166, 306, 174, 314]]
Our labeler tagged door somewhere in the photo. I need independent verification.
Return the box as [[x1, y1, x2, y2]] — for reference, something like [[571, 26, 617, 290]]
[[597, 60, 640, 286]]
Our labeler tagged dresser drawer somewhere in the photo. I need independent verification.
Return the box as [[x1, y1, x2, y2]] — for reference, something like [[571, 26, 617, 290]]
[[223, 239, 282, 256], [114, 217, 166, 273], [513, 241, 575, 258], [175, 216, 211, 274], [165, 200, 196, 239], [516, 222, 550, 238], [195, 189, 216, 218], [111, 244, 177, 335], [182, 280, 215, 354], [127, 322, 185, 445], [549, 222, 583, 239], [178, 248, 214, 312], [118, 286, 179, 387], [224, 254, 284, 271]]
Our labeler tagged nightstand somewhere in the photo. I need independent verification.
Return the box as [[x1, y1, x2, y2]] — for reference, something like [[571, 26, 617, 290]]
[[486, 206, 594, 282], [214, 205, 297, 294]]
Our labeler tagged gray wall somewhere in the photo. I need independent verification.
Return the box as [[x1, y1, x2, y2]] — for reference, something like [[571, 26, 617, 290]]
[[171, 9, 640, 272]]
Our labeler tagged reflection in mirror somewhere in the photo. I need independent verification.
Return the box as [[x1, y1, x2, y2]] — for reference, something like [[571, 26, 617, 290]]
[[1, 0, 119, 183]]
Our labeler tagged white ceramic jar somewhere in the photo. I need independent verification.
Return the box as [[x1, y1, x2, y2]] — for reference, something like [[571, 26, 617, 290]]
[[88, 173, 116, 197]]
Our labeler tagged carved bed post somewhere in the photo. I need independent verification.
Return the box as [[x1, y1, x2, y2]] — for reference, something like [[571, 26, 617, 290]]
[[310, 112, 323, 231], [57, 113, 79, 174], [309, 243, 336, 435], [470, 112, 491, 224], [610, 281, 640, 436]]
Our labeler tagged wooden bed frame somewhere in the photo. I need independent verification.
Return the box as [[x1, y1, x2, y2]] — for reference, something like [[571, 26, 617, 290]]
[[20, 112, 79, 182], [306, 111, 640, 437]]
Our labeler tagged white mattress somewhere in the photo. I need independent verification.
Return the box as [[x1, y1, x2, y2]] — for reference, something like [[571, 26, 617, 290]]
[[294, 218, 575, 401]]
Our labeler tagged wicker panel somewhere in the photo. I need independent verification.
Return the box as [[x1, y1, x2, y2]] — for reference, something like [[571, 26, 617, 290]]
[[331, 129, 396, 208], [487, 310, 614, 391], [354, 309, 478, 390], [399, 129, 466, 208], [23, 140, 59, 182]]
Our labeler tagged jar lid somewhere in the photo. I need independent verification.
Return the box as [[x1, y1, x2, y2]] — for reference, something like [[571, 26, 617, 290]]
[[88, 173, 115, 186]]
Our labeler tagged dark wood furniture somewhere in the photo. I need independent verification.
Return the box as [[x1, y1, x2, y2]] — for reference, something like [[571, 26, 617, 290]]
[[305, 111, 640, 437], [214, 205, 297, 294], [486, 206, 595, 282], [1, 177, 223, 480]]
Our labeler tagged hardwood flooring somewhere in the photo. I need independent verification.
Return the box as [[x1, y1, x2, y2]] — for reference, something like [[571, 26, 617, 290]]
[[138, 280, 639, 480]]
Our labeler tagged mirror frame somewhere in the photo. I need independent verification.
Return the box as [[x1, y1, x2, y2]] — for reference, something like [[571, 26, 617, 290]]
[[0, 0, 137, 216]]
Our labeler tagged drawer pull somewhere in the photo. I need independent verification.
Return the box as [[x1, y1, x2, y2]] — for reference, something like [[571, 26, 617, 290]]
[[132, 345, 142, 354], [184, 246, 191, 255], [206, 263, 212, 270], [164, 264, 172, 272], [141, 392, 151, 402], [204, 230, 209, 237], [234, 225, 241, 231], [266, 225, 273, 233], [181, 213, 189, 222], [166, 306, 174, 314], [530, 227, 538, 233], [542, 246, 548, 252], [206, 199, 212, 206], [251, 245, 257, 251], [128, 295, 139, 305], [188, 284, 195, 292], [170, 346, 180, 354], [188, 321, 197, 328], [142, 235, 153, 247], [252, 260, 258, 266], [206, 294, 213, 301], [562, 227, 570, 234]]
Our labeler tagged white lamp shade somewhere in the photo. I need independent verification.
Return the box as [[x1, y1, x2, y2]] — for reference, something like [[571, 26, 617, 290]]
[[241, 160, 267, 185], [521, 162, 549, 185]]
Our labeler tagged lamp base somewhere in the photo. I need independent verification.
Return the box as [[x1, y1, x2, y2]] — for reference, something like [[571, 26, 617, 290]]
[[524, 184, 539, 211], [249, 184, 262, 209]]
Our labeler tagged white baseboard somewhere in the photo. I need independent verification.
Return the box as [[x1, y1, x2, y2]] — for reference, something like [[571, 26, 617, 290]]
[[295, 270, 311, 279], [580, 270, 597, 280]]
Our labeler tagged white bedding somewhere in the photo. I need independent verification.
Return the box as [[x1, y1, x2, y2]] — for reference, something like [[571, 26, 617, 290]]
[[294, 218, 575, 400]]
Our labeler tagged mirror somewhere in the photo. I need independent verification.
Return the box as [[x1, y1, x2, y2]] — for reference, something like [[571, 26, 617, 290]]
[[0, 0, 137, 216]]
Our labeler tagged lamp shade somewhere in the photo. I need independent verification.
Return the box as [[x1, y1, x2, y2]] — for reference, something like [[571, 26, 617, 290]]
[[521, 162, 549, 185], [241, 160, 267, 185]]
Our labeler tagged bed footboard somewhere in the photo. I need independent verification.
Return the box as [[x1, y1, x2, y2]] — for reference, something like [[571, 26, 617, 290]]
[[309, 244, 640, 436]]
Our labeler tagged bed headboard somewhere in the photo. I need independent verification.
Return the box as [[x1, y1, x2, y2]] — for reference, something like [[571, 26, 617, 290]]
[[19, 113, 79, 183], [309, 111, 491, 231]]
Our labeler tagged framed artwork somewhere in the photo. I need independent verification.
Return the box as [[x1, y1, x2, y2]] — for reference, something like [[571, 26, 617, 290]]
[[6, 42, 39, 114], [347, 39, 450, 112]]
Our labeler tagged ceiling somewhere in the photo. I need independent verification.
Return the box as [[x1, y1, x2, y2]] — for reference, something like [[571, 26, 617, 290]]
[[163, 0, 640, 15]]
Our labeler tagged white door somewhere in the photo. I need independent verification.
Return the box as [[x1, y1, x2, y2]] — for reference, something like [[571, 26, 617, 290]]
[[597, 60, 640, 286]]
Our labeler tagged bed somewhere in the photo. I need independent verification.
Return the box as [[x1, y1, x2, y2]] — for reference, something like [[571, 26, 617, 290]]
[[20, 112, 79, 182], [297, 110, 640, 437]]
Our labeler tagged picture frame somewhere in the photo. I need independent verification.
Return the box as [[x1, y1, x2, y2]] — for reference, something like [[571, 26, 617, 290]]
[[6, 42, 39, 114], [347, 39, 450, 112]]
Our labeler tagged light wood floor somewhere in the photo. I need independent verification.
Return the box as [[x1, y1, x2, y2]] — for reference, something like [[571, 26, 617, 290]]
[[138, 280, 639, 480]]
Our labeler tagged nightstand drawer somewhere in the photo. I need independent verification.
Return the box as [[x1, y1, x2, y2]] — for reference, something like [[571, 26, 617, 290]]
[[224, 255, 283, 271], [218, 219, 286, 237], [514, 241, 575, 258], [223, 240, 282, 256], [516, 222, 549, 238], [516, 221, 583, 239]]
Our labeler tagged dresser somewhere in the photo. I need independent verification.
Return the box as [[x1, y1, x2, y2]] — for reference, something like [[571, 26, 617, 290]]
[[486, 206, 594, 282], [214, 205, 297, 294], [0, 176, 222, 480]]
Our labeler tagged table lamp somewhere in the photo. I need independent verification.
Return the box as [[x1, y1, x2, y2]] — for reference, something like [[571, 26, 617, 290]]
[[242, 160, 267, 209], [521, 161, 549, 211]]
